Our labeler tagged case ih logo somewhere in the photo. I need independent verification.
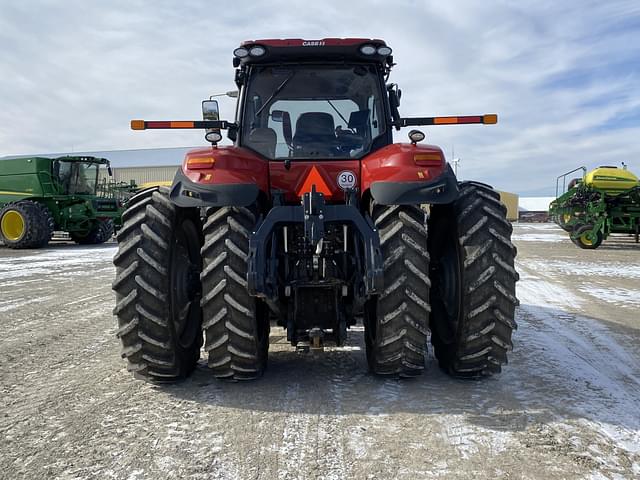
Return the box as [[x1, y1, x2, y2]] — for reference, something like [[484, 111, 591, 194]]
[[302, 40, 325, 47]]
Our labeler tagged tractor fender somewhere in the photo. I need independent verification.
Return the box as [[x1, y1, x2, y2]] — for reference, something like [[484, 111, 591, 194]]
[[170, 168, 260, 208], [369, 164, 459, 205], [168, 146, 268, 208]]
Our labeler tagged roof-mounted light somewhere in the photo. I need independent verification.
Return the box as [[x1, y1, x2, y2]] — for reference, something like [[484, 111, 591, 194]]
[[249, 45, 266, 56], [233, 47, 249, 58], [360, 44, 376, 55], [377, 46, 392, 56]]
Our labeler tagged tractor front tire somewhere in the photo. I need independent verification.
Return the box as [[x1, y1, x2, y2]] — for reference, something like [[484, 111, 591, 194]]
[[72, 219, 114, 245], [428, 182, 519, 378], [200, 206, 269, 381], [0, 200, 53, 249], [365, 204, 430, 378], [112, 187, 203, 382]]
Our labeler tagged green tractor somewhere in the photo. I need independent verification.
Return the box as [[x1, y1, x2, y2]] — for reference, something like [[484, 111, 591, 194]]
[[0, 155, 123, 249], [550, 165, 640, 249]]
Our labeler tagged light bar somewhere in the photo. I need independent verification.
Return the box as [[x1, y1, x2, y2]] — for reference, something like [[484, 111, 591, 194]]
[[131, 120, 233, 130], [401, 114, 498, 127]]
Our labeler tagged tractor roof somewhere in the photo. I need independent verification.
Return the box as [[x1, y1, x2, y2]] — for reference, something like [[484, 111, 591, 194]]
[[234, 38, 392, 66]]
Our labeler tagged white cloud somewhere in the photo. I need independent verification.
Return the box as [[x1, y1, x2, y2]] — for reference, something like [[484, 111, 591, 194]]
[[0, 0, 638, 194]]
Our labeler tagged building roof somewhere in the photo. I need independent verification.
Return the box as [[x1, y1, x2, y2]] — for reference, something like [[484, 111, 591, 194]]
[[1, 147, 197, 167]]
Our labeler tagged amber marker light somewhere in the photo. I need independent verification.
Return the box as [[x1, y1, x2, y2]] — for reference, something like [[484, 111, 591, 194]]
[[186, 157, 215, 169], [131, 120, 145, 130], [483, 114, 498, 124], [414, 153, 442, 166]]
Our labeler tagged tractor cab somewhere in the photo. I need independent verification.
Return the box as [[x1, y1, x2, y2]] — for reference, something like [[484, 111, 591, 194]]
[[233, 40, 393, 161]]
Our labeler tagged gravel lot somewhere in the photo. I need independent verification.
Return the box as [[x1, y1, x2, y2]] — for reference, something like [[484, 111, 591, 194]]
[[1, 223, 639, 479]]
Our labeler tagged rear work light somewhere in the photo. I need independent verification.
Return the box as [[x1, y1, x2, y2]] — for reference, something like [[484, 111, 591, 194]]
[[249, 45, 266, 56], [360, 44, 376, 55], [233, 47, 249, 58], [377, 46, 392, 56]]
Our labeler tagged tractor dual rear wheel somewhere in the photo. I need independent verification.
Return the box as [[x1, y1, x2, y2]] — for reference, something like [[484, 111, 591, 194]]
[[428, 182, 519, 378], [365, 204, 430, 378], [200, 206, 269, 380], [0, 200, 54, 249], [112, 187, 203, 382]]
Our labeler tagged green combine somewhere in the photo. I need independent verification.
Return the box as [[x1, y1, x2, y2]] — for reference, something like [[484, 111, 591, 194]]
[[549, 164, 640, 249], [0, 156, 124, 249]]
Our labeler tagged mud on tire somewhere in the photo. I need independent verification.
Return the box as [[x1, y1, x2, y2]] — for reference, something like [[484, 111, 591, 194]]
[[428, 182, 519, 378], [365, 204, 430, 378], [112, 187, 203, 382], [200, 206, 269, 381]]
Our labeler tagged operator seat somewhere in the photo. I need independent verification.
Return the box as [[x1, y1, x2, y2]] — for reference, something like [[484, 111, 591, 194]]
[[248, 127, 277, 158], [292, 112, 336, 156]]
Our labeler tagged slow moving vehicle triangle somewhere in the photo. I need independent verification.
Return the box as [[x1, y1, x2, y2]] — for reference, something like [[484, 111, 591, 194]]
[[296, 165, 332, 197]]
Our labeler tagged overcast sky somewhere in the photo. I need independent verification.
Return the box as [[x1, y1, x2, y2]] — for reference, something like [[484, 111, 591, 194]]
[[1, 0, 638, 195]]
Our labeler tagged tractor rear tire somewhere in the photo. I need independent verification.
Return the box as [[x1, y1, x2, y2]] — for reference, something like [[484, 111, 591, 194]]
[[365, 204, 430, 378], [200, 206, 269, 381], [112, 187, 203, 382], [428, 182, 519, 378], [72, 219, 114, 245], [0, 200, 53, 249]]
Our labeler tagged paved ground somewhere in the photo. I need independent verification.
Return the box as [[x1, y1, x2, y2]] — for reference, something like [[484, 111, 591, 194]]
[[1, 223, 639, 479]]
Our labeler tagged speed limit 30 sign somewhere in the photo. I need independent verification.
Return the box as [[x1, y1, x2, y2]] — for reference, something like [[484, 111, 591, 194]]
[[337, 171, 357, 190]]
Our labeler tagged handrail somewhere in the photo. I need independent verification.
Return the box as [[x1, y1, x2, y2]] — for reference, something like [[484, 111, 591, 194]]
[[555, 166, 587, 197]]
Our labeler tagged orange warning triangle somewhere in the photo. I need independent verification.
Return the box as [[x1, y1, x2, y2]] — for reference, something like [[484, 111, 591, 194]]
[[296, 165, 332, 197]]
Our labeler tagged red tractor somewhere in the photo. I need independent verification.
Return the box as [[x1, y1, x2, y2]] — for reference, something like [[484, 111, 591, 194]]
[[113, 38, 518, 382]]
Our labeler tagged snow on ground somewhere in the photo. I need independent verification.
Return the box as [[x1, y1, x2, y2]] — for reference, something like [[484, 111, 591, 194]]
[[1, 226, 639, 479], [511, 222, 568, 242], [0, 244, 117, 280]]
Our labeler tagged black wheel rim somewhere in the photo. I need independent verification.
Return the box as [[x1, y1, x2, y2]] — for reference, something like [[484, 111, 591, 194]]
[[170, 218, 202, 349], [430, 213, 462, 345]]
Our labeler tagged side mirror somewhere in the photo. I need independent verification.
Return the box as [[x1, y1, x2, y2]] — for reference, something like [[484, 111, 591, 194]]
[[202, 100, 221, 144], [107, 165, 113, 177], [202, 100, 219, 121]]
